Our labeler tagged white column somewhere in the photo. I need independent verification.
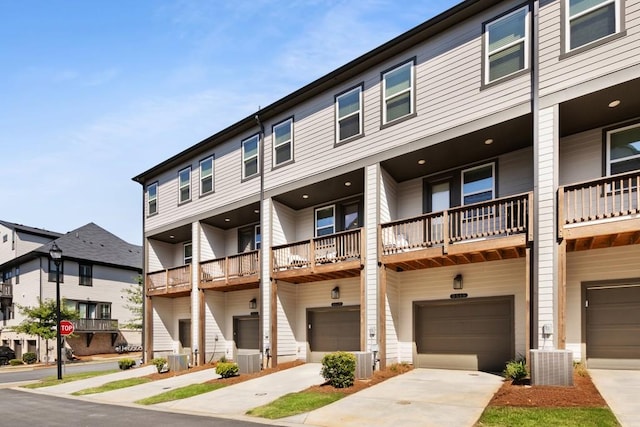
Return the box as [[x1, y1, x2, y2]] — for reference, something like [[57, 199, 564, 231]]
[[261, 197, 272, 354], [364, 164, 380, 351], [191, 221, 200, 360]]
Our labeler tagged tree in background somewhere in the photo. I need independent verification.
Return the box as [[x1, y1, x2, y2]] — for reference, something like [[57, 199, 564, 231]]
[[11, 298, 78, 364], [121, 275, 143, 330]]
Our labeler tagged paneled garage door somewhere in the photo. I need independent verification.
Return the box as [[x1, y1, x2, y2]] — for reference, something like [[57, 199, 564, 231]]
[[308, 306, 360, 361], [414, 296, 514, 372], [586, 285, 640, 370]]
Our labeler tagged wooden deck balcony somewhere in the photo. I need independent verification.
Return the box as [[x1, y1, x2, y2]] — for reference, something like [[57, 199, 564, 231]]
[[272, 229, 363, 284], [200, 250, 260, 291], [559, 171, 640, 251], [146, 265, 192, 297], [0, 283, 12, 300], [380, 192, 533, 271], [73, 318, 119, 332]]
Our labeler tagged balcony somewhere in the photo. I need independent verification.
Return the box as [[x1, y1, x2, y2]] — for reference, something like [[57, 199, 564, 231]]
[[559, 171, 640, 251], [272, 229, 363, 284], [0, 283, 12, 300], [73, 318, 119, 332], [146, 265, 192, 297], [380, 192, 533, 271], [200, 250, 260, 291]]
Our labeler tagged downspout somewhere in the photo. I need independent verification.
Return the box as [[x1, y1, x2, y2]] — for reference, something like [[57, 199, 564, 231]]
[[255, 113, 268, 365], [530, 0, 540, 352]]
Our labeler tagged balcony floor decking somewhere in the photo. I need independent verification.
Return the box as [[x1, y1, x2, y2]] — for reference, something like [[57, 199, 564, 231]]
[[200, 274, 260, 291], [272, 259, 362, 284]]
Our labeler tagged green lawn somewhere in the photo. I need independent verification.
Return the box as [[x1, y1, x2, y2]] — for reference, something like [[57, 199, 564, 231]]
[[72, 377, 151, 395], [21, 370, 120, 389], [477, 407, 620, 427], [135, 383, 226, 405], [246, 391, 345, 419]]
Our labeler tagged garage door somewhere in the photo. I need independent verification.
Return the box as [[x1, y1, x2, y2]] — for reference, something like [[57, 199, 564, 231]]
[[234, 316, 259, 350], [586, 285, 640, 370], [414, 296, 514, 372], [308, 306, 360, 357]]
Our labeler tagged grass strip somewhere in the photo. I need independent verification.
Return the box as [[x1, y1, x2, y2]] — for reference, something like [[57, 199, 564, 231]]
[[477, 407, 619, 427], [246, 391, 344, 419], [135, 382, 226, 405], [72, 377, 151, 395], [21, 370, 120, 389]]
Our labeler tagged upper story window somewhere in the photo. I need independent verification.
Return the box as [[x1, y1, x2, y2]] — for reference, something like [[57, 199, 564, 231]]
[[15, 267, 19, 285], [200, 156, 214, 196], [2, 270, 11, 284], [566, 0, 620, 51], [335, 85, 363, 143], [242, 134, 260, 179], [147, 182, 158, 216], [273, 118, 293, 167], [79, 264, 92, 286], [462, 163, 495, 205], [382, 60, 414, 125], [484, 6, 529, 84], [607, 123, 640, 175], [178, 167, 191, 204], [183, 242, 193, 265], [48, 259, 64, 283], [315, 205, 336, 237]]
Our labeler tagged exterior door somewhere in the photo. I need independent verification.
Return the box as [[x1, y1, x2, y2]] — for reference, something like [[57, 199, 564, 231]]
[[178, 319, 191, 352], [429, 181, 450, 242]]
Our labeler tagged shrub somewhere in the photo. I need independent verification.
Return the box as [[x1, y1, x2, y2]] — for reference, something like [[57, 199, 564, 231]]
[[22, 352, 37, 365], [504, 359, 528, 381], [118, 358, 136, 370], [216, 362, 238, 378], [151, 357, 167, 373], [9, 359, 24, 366], [321, 351, 356, 388], [574, 361, 588, 377]]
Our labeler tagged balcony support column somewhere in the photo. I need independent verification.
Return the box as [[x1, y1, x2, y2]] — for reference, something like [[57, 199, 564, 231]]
[[191, 221, 201, 365]]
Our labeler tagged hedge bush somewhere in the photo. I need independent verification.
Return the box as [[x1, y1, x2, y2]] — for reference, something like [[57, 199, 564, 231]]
[[216, 362, 239, 378], [22, 352, 38, 365], [151, 357, 167, 373], [321, 351, 356, 388], [9, 359, 24, 366], [118, 358, 136, 370], [504, 358, 528, 381]]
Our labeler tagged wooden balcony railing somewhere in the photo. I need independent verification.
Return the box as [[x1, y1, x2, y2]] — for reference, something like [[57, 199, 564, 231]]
[[73, 318, 119, 332], [146, 264, 192, 296], [272, 229, 362, 272], [0, 283, 12, 299], [381, 192, 533, 256], [200, 250, 260, 288]]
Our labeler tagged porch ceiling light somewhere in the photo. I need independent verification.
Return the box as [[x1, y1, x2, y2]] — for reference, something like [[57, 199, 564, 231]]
[[302, 194, 309, 199], [344, 181, 351, 187], [331, 286, 340, 300], [417, 159, 426, 165], [484, 138, 494, 145], [224, 218, 231, 222], [608, 100, 621, 108], [453, 274, 463, 290], [254, 209, 260, 214], [249, 298, 257, 310]]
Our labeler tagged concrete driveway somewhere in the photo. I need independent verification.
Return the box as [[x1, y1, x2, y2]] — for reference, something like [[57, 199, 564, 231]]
[[589, 369, 640, 427], [294, 368, 503, 427]]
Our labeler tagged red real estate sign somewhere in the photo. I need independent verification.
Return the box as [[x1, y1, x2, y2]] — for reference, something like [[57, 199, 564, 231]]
[[59, 320, 74, 336]]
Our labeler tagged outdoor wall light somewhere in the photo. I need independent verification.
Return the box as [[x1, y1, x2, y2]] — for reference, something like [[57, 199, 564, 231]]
[[453, 274, 463, 290], [331, 286, 340, 299], [249, 298, 257, 310]]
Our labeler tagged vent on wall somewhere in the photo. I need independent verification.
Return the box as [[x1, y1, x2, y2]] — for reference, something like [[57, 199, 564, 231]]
[[530, 349, 573, 386]]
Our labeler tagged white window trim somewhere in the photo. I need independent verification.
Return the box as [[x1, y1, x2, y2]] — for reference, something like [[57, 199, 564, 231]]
[[336, 86, 363, 143], [200, 156, 214, 196], [315, 204, 336, 237], [484, 6, 529, 84], [606, 123, 640, 176], [242, 134, 260, 179], [461, 163, 496, 205], [178, 167, 191, 204], [382, 61, 414, 125], [273, 118, 294, 167], [183, 242, 193, 265], [147, 182, 158, 215], [565, 0, 619, 52]]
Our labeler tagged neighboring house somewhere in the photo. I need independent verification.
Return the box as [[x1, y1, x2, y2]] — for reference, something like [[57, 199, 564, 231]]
[[0, 221, 142, 360], [133, 0, 640, 373]]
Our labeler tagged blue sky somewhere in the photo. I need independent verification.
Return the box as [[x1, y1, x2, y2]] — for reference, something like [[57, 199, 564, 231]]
[[1, 0, 458, 245]]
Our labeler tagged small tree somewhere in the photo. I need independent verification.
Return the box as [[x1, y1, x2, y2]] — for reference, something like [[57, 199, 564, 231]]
[[121, 276, 143, 329], [11, 298, 78, 364]]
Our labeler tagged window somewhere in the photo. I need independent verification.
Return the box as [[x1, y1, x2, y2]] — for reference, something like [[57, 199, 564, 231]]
[[336, 86, 363, 142], [178, 167, 191, 203], [200, 156, 214, 196], [79, 264, 92, 286], [255, 225, 261, 250], [607, 124, 640, 175], [462, 163, 495, 205], [147, 182, 158, 216], [2, 270, 11, 284], [99, 303, 111, 319], [15, 267, 19, 285], [238, 225, 260, 252], [485, 6, 528, 83], [273, 118, 293, 166], [566, 0, 620, 51], [183, 242, 193, 264], [315, 205, 336, 237], [48, 259, 64, 283], [382, 60, 414, 125], [242, 134, 260, 179], [2, 234, 6, 243]]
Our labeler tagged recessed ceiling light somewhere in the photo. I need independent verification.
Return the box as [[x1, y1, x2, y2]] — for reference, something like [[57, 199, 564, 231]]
[[302, 194, 309, 199], [484, 138, 494, 145], [417, 159, 426, 165], [224, 218, 231, 222], [344, 181, 351, 187], [169, 235, 175, 239], [608, 100, 621, 108], [254, 209, 260, 214]]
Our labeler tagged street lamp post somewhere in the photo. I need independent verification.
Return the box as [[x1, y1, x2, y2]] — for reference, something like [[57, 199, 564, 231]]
[[49, 242, 63, 380]]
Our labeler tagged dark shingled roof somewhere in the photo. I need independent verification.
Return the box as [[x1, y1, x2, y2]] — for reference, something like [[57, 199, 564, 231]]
[[0, 220, 63, 239]]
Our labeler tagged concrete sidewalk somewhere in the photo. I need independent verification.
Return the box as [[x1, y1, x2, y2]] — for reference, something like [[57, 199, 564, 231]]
[[589, 369, 640, 427], [36, 365, 156, 395]]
